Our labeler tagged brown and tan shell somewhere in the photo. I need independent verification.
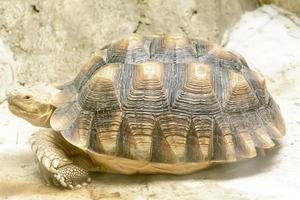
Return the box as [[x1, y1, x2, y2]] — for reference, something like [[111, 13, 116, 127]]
[[49, 34, 285, 174]]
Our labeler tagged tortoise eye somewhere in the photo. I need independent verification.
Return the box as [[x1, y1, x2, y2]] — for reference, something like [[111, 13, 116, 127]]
[[24, 95, 31, 100]]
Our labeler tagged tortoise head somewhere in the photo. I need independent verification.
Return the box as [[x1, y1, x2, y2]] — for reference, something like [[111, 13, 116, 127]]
[[7, 88, 56, 128]]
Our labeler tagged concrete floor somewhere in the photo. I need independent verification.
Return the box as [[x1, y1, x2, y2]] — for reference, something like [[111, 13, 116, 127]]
[[0, 5, 300, 200]]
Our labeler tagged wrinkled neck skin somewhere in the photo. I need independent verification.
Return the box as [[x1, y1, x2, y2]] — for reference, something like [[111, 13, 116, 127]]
[[30, 105, 56, 128]]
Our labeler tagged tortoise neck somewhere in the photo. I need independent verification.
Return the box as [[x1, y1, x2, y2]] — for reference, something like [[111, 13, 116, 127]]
[[32, 105, 56, 128]]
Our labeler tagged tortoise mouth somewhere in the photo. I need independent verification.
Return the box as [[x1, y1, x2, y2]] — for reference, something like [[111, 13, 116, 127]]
[[8, 103, 40, 120], [8, 103, 28, 115]]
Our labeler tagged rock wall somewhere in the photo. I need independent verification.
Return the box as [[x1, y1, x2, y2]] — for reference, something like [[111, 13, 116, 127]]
[[259, 0, 300, 16], [0, 0, 258, 86], [223, 5, 300, 97], [0, 38, 14, 103]]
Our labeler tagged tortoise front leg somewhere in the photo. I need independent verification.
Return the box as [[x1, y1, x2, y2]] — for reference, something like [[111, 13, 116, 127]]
[[30, 129, 91, 189]]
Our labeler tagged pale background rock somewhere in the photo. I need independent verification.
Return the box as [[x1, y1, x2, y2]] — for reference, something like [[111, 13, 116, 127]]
[[1, 3, 300, 200], [0, 0, 257, 85], [259, 0, 300, 16], [0, 37, 14, 103], [220, 5, 300, 199], [223, 5, 300, 97]]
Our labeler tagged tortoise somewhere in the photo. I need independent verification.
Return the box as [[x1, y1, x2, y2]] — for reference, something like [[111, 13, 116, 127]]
[[7, 34, 286, 189]]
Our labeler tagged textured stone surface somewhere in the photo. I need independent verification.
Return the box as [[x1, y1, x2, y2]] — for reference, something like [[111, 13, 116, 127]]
[[0, 38, 14, 103], [259, 0, 300, 16], [223, 5, 300, 96], [220, 5, 300, 198], [1, 4, 300, 200], [0, 0, 257, 85]]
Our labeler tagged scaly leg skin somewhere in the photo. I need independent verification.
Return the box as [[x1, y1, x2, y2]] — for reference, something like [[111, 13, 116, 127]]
[[30, 129, 91, 189]]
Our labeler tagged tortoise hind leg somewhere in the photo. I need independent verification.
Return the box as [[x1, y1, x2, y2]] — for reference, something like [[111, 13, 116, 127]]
[[30, 129, 91, 189]]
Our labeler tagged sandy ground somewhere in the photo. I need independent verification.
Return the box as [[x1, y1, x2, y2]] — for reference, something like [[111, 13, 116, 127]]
[[1, 5, 300, 200]]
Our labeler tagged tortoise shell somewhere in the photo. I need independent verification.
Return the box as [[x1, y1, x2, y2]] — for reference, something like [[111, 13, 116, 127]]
[[50, 34, 285, 165]]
